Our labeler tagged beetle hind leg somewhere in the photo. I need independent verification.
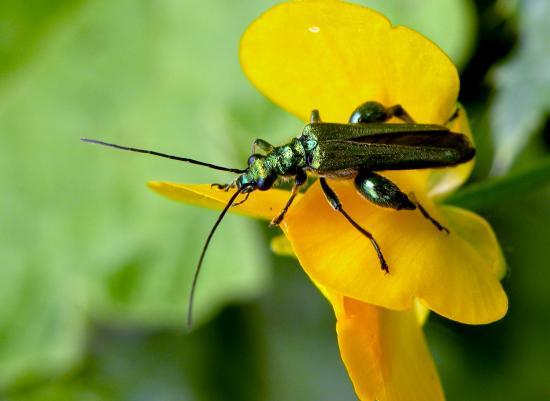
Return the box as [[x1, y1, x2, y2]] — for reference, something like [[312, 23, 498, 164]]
[[354, 170, 415, 210], [353, 170, 450, 234], [409, 193, 450, 234]]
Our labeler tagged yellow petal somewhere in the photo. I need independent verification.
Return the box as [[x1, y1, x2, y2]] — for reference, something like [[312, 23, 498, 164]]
[[442, 205, 506, 279], [415, 299, 431, 326], [148, 181, 295, 221], [241, 0, 458, 125], [282, 179, 507, 324], [315, 281, 346, 317], [337, 296, 445, 401], [270, 234, 296, 257], [272, 238, 433, 328], [428, 104, 476, 198]]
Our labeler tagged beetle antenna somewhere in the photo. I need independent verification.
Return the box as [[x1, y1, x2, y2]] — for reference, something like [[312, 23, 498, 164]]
[[187, 185, 248, 330], [81, 138, 245, 173]]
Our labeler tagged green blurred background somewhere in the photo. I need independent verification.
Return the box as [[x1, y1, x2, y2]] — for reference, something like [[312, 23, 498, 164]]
[[1, 0, 549, 400]]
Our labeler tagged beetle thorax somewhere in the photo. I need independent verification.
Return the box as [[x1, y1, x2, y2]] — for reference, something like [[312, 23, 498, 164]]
[[237, 138, 307, 191]]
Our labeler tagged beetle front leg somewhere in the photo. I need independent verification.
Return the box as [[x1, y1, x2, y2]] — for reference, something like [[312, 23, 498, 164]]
[[270, 170, 307, 226], [320, 178, 389, 273], [233, 191, 251, 206], [211, 177, 238, 192]]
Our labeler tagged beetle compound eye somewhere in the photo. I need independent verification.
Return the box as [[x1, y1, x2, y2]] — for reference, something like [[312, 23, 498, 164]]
[[349, 101, 388, 124], [248, 154, 262, 165], [256, 174, 275, 191]]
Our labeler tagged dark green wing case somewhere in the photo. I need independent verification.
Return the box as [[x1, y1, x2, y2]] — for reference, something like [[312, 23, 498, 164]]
[[303, 122, 447, 141], [301, 122, 475, 172]]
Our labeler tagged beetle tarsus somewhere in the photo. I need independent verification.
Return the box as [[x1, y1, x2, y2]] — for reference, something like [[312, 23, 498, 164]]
[[212, 181, 238, 193], [409, 193, 450, 235]]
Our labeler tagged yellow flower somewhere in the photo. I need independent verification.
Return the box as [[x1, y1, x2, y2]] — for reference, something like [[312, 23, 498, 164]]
[[149, 0, 507, 399]]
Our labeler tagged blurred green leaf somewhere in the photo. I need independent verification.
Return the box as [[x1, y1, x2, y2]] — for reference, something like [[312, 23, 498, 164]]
[[435, 142, 550, 401], [488, 187, 550, 400], [444, 156, 550, 210], [8, 256, 356, 401], [0, 0, 87, 93], [0, 0, 294, 389], [490, 0, 550, 172], [360, 0, 477, 69], [430, 184, 550, 401]]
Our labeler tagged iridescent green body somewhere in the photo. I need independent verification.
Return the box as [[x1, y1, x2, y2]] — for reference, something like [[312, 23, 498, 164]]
[[236, 104, 474, 193], [238, 137, 307, 189], [234, 101, 475, 273]]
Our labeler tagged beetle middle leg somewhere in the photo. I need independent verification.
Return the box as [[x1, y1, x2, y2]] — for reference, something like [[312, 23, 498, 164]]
[[319, 177, 389, 273], [270, 170, 307, 226], [252, 138, 274, 155], [310, 109, 322, 123]]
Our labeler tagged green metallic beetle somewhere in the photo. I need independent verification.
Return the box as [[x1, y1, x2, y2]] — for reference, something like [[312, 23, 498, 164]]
[[82, 101, 475, 327]]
